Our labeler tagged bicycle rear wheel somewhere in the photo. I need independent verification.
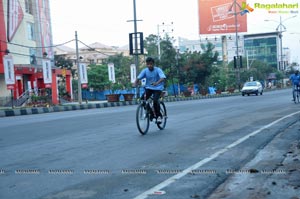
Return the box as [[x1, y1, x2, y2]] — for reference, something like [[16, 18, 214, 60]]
[[293, 90, 297, 104], [157, 101, 167, 130], [136, 103, 150, 135]]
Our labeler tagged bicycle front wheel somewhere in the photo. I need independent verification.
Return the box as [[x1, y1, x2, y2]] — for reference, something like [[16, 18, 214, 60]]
[[157, 101, 167, 130], [136, 103, 150, 135]]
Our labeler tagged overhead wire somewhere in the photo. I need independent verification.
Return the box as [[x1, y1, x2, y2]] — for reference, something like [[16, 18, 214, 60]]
[[3, 51, 48, 60], [0, 39, 75, 49], [78, 40, 112, 56], [1, 1, 123, 58], [0, 39, 75, 61]]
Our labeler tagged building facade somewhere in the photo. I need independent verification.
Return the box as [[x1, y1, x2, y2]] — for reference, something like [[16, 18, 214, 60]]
[[178, 32, 290, 71], [244, 32, 281, 70], [178, 35, 244, 64], [0, 0, 71, 106], [54, 42, 130, 65]]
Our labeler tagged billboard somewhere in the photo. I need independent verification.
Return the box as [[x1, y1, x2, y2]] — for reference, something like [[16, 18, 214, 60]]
[[108, 63, 115, 83], [3, 55, 15, 87], [42, 59, 52, 84], [37, 0, 53, 59], [7, 0, 24, 41], [130, 64, 136, 83], [0, 0, 7, 73], [198, 0, 248, 34], [79, 63, 88, 84]]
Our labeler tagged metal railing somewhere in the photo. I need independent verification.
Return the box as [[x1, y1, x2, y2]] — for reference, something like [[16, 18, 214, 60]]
[[15, 90, 31, 106], [3, 90, 31, 107]]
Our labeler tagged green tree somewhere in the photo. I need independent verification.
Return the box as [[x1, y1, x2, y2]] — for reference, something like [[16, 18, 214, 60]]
[[105, 53, 133, 89], [207, 65, 227, 91], [227, 57, 276, 88], [180, 42, 219, 88], [86, 53, 134, 92], [87, 64, 110, 91], [158, 36, 176, 69], [158, 36, 177, 88], [144, 34, 159, 58], [54, 55, 75, 76]]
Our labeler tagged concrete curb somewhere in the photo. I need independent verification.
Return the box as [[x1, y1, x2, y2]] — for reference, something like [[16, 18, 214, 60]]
[[0, 93, 239, 117]]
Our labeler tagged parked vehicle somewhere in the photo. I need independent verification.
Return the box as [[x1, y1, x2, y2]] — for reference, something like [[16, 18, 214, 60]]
[[241, 81, 263, 96]]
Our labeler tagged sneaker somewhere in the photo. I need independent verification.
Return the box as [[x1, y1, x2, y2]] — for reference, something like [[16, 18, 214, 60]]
[[156, 116, 162, 124], [150, 113, 154, 121]]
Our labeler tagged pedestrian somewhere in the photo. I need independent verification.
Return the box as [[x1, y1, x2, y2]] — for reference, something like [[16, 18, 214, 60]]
[[268, 81, 272, 89]]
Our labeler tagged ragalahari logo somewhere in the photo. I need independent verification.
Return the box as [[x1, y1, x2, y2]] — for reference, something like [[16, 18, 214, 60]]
[[240, 2, 254, 15]]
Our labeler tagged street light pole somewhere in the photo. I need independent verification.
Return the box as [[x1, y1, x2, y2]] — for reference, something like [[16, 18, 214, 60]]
[[127, 0, 143, 98], [127, 0, 142, 74], [133, 0, 139, 74], [233, 0, 241, 90], [278, 16, 285, 70], [265, 15, 296, 70], [75, 31, 82, 105], [157, 22, 174, 60], [229, 0, 241, 90], [157, 24, 161, 60]]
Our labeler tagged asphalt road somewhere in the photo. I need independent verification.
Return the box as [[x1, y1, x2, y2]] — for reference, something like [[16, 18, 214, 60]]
[[0, 89, 299, 199]]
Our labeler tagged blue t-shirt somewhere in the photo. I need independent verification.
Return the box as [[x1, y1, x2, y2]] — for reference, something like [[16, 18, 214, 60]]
[[137, 66, 166, 90], [290, 74, 300, 85]]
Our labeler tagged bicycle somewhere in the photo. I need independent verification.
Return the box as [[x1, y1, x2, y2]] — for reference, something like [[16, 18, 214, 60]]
[[293, 85, 300, 104], [136, 88, 167, 135]]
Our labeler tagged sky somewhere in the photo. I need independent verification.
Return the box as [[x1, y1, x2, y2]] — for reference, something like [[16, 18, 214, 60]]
[[50, 0, 300, 63]]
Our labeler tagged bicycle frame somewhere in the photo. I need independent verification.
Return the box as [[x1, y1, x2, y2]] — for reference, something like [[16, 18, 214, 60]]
[[135, 87, 167, 135]]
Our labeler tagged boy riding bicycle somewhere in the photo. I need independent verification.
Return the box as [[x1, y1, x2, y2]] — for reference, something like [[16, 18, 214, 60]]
[[134, 57, 166, 123], [290, 70, 300, 101]]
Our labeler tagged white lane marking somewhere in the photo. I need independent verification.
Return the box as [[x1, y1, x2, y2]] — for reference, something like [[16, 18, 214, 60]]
[[133, 111, 300, 199]]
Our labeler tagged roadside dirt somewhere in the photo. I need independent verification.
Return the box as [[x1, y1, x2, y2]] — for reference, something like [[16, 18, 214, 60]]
[[208, 127, 300, 199]]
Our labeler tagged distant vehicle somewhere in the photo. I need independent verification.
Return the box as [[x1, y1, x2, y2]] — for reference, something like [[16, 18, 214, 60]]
[[241, 81, 263, 96]]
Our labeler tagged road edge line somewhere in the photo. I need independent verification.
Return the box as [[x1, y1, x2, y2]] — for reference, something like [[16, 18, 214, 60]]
[[133, 111, 300, 199]]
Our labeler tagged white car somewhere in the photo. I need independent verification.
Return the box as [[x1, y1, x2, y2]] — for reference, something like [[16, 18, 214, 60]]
[[241, 81, 263, 96]]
